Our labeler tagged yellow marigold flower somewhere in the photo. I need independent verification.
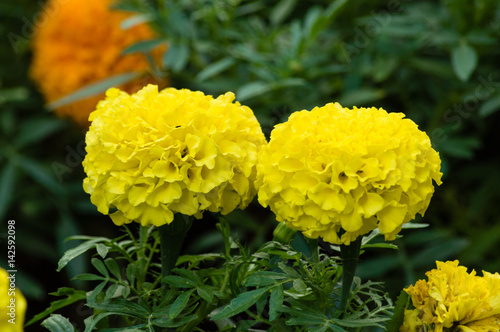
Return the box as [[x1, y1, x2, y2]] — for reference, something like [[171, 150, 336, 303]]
[[256, 103, 442, 245], [401, 261, 500, 332], [30, 0, 164, 127], [83, 85, 266, 227], [1, 268, 27, 332]]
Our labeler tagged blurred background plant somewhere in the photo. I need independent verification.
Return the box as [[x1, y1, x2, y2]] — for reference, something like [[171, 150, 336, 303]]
[[1, 0, 500, 330]]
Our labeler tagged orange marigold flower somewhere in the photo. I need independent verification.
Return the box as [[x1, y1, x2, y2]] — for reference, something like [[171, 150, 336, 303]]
[[30, 0, 165, 127]]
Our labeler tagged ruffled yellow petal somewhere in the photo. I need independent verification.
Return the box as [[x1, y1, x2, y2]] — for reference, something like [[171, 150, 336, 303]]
[[256, 102, 442, 244], [83, 85, 266, 226]]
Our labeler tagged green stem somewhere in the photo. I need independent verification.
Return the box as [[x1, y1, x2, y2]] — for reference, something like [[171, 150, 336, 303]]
[[339, 236, 362, 313], [159, 214, 193, 292]]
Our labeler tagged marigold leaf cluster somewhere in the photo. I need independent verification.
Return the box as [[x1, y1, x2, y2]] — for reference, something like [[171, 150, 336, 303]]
[[256, 102, 442, 245], [0, 268, 27, 332], [401, 260, 500, 332], [30, 0, 164, 126], [83, 85, 266, 227]]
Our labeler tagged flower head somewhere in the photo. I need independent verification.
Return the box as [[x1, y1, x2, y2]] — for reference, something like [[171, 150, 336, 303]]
[[83, 85, 266, 227], [1, 268, 27, 331], [30, 0, 164, 126], [401, 261, 500, 332], [256, 103, 442, 245]]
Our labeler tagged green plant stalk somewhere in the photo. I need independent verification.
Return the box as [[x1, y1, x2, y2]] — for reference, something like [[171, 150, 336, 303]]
[[159, 213, 193, 292], [339, 236, 362, 313]]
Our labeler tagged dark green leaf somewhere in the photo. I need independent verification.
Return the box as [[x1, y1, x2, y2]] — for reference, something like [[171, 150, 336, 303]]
[[104, 258, 122, 281], [163, 275, 198, 288], [269, 285, 284, 321], [105, 283, 119, 301], [91, 258, 109, 278], [126, 264, 136, 286], [152, 314, 198, 328], [197, 285, 215, 303], [57, 238, 109, 271], [41, 314, 75, 332], [169, 289, 194, 319], [211, 286, 273, 321], [243, 275, 278, 287], [87, 298, 150, 318], [386, 290, 410, 332], [88, 281, 108, 302]]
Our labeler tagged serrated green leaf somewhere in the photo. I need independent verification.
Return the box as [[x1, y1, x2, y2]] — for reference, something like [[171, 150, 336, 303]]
[[170, 289, 195, 319], [269, 285, 284, 321], [286, 317, 326, 326], [91, 258, 109, 278], [105, 283, 119, 301], [386, 290, 410, 332], [243, 275, 278, 287], [211, 286, 273, 321], [46, 72, 141, 110], [26, 289, 86, 326], [87, 298, 150, 318], [451, 40, 478, 82], [293, 279, 307, 294], [57, 238, 108, 272], [41, 314, 76, 332], [104, 258, 122, 281], [152, 314, 198, 328], [126, 264, 136, 286], [278, 262, 300, 278], [197, 285, 215, 303], [95, 243, 108, 259], [88, 281, 108, 302], [163, 275, 197, 288]]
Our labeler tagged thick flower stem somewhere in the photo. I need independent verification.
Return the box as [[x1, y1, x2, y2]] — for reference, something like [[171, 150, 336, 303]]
[[339, 237, 362, 313], [159, 214, 193, 292]]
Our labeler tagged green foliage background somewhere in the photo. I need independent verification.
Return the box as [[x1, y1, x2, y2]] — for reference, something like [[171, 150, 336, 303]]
[[1, 0, 500, 329]]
